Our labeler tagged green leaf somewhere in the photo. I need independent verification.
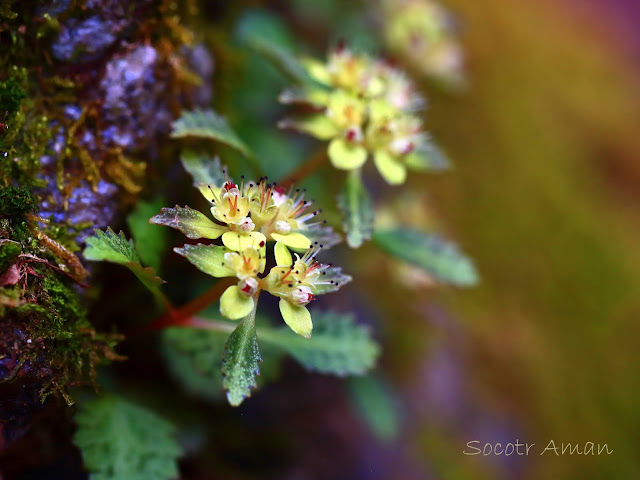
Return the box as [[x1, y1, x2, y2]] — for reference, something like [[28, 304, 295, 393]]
[[259, 311, 379, 376], [235, 11, 316, 87], [73, 394, 181, 480], [279, 115, 338, 139], [150, 206, 227, 240], [127, 198, 168, 271], [221, 309, 262, 406], [338, 169, 374, 248], [162, 319, 282, 403], [405, 142, 452, 171], [173, 243, 233, 278], [83, 228, 166, 303], [246, 37, 316, 86], [347, 375, 400, 442], [162, 325, 230, 401], [180, 151, 227, 187], [171, 109, 252, 157], [372, 228, 479, 286]]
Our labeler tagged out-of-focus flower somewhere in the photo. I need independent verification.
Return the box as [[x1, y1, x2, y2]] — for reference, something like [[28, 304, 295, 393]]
[[381, 0, 465, 86], [280, 45, 448, 185]]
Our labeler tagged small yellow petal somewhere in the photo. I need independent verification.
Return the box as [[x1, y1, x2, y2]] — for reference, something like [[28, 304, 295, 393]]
[[222, 231, 267, 252], [271, 232, 311, 249], [274, 241, 293, 266], [301, 57, 332, 85], [197, 183, 216, 203], [279, 299, 313, 338], [374, 150, 407, 185], [220, 285, 254, 320], [281, 115, 339, 140], [328, 138, 368, 170]]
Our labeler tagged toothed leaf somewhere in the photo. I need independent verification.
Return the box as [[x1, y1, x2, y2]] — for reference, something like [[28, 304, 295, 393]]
[[372, 228, 478, 286], [222, 312, 262, 406], [405, 142, 452, 171], [83, 228, 166, 303], [73, 395, 180, 480], [180, 151, 227, 187], [127, 198, 168, 271], [171, 109, 251, 157], [259, 311, 379, 376], [173, 244, 233, 278], [151, 206, 227, 240]]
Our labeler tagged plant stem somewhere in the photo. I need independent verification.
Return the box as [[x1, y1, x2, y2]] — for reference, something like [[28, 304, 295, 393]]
[[280, 148, 326, 186], [164, 291, 261, 335], [185, 317, 237, 333], [130, 277, 234, 335], [176, 277, 235, 321]]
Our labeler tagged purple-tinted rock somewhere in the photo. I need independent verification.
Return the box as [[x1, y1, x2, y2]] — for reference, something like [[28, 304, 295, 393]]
[[99, 45, 168, 150], [184, 44, 215, 105], [52, 16, 119, 62], [36, 0, 72, 18], [37, 175, 119, 240]]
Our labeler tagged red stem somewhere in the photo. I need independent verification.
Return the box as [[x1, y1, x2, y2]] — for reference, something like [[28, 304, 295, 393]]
[[280, 148, 327, 187], [128, 277, 234, 335]]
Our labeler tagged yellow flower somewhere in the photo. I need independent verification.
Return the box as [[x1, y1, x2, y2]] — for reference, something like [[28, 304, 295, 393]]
[[206, 180, 252, 229], [152, 166, 348, 336], [280, 45, 448, 185], [264, 242, 351, 337], [382, 0, 465, 86], [152, 174, 340, 250]]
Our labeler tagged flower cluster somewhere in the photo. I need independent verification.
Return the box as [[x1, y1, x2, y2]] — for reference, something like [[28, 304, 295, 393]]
[[151, 174, 350, 338], [382, 0, 464, 86], [280, 44, 445, 185]]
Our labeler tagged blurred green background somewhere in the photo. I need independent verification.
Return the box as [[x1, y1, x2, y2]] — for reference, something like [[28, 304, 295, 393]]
[[153, 0, 640, 477], [234, 0, 640, 478], [196, 0, 640, 478], [396, 0, 640, 478]]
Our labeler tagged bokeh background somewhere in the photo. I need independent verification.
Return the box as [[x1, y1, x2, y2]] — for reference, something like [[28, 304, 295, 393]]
[[379, 0, 640, 478], [217, 0, 640, 479]]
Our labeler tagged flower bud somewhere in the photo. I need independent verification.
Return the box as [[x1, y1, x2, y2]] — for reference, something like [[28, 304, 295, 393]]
[[238, 216, 255, 233], [238, 277, 259, 296], [292, 286, 314, 306], [275, 220, 291, 234]]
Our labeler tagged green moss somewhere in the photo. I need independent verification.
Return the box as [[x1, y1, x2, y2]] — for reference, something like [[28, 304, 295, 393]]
[[0, 0, 17, 20], [3, 263, 121, 402], [0, 76, 26, 114], [0, 239, 21, 271], [0, 186, 36, 238], [0, 186, 36, 218], [40, 269, 88, 327]]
